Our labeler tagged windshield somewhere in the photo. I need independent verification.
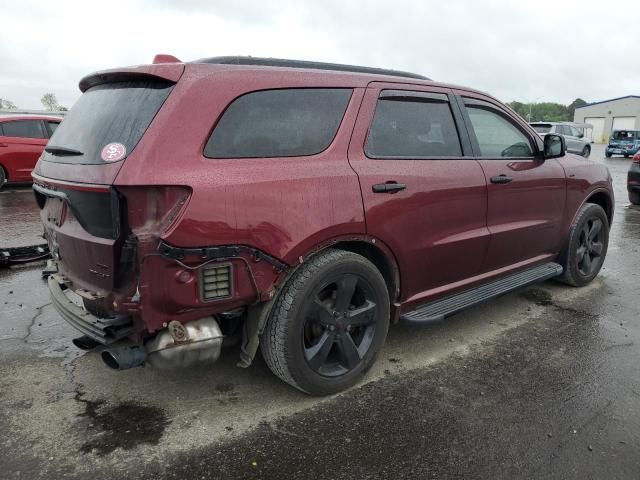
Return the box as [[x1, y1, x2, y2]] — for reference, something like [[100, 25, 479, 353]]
[[612, 130, 640, 141], [531, 124, 552, 134], [44, 80, 173, 164]]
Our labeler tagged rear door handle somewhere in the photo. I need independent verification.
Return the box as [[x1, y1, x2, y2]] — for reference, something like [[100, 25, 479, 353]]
[[490, 175, 513, 184], [372, 182, 407, 193]]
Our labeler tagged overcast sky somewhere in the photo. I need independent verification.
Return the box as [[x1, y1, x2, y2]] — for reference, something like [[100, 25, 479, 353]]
[[1, 0, 638, 110]]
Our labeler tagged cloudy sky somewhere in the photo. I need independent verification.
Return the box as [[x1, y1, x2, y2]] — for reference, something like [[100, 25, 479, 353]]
[[1, 0, 638, 110]]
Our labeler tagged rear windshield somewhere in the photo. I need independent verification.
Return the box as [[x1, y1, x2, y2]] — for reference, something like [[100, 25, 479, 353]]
[[612, 130, 639, 141], [204, 88, 352, 158], [531, 124, 552, 134], [44, 80, 173, 164]]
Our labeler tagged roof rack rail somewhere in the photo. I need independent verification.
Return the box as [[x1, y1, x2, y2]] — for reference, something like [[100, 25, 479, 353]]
[[192, 56, 430, 80]]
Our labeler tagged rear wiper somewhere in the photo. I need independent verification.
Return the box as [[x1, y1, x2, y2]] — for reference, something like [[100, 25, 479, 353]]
[[44, 145, 84, 156]]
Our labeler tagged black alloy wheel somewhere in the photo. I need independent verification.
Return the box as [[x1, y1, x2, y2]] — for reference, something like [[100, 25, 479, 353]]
[[575, 217, 605, 276], [262, 249, 390, 396], [302, 274, 377, 377], [558, 203, 609, 287]]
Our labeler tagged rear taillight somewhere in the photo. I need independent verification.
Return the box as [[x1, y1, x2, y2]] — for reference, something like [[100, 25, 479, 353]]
[[116, 186, 191, 237]]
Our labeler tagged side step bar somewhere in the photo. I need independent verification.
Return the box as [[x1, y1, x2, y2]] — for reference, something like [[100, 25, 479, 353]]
[[401, 262, 563, 323]]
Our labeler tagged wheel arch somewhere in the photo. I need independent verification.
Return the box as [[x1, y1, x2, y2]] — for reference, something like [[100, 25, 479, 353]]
[[584, 189, 613, 226]]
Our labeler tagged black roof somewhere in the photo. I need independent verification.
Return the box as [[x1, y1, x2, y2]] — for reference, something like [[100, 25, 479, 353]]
[[193, 56, 430, 81]]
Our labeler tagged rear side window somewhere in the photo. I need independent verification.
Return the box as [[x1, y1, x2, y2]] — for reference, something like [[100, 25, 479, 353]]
[[531, 124, 552, 134], [204, 88, 352, 158], [46, 121, 60, 137], [44, 80, 173, 164], [465, 105, 533, 158], [1, 120, 45, 139], [365, 94, 462, 158]]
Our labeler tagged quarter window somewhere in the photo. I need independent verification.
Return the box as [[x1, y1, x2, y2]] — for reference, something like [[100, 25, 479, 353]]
[[466, 106, 533, 157], [366, 95, 462, 158], [1, 120, 45, 139], [204, 88, 352, 158]]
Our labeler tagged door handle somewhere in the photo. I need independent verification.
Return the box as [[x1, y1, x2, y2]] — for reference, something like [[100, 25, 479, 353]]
[[372, 182, 407, 193], [490, 175, 513, 184]]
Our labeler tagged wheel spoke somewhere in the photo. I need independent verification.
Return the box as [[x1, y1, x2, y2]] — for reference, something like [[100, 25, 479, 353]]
[[305, 330, 336, 370], [582, 251, 592, 273], [336, 333, 361, 370], [334, 274, 358, 313], [590, 241, 603, 256], [588, 219, 603, 240], [345, 300, 376, 326], [308, 299, 335, 325], [576, 245, 587, 262], [581, 223, 590, 242]]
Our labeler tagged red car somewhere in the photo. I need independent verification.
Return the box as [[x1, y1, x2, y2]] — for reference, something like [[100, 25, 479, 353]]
[[33, 56, 614, 395], [0, 115, 61, 187]]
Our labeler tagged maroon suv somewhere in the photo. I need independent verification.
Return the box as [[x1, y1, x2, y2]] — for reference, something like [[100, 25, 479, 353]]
[[33, 56, 614, 395]]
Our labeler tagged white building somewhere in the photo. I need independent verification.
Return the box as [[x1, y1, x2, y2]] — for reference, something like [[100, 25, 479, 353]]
[[573, 95, 640, 143]]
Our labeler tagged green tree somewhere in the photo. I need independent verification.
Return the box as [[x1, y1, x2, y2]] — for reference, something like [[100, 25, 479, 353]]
[[567, 98, 588, 120]]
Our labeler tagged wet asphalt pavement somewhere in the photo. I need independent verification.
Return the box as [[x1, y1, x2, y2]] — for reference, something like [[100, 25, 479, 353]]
[[1, 144, 639, 479]]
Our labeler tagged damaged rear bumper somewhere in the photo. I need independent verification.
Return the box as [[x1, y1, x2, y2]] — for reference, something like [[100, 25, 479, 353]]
[[48, 274, 133, 345]]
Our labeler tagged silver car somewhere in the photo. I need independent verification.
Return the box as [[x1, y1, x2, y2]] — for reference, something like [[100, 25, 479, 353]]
[[530, 122, 591, 157]]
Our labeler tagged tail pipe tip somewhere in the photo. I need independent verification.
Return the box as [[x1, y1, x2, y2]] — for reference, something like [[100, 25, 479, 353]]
[[101, 346, 146, 370]]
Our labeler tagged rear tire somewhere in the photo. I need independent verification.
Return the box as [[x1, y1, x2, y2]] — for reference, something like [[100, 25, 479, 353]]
[[0, 166, 6, 189], [557, 203, 609, 287], [581, 146, 590, 158], [630, 191, 640, 205], [261, 249, 390, 396]]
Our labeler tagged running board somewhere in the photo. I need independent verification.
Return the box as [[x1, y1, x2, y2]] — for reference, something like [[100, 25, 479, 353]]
[[401, 262, 563, 323]]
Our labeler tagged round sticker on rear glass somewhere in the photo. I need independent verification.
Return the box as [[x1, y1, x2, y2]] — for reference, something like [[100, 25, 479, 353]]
[[101, 142, 127, 162]]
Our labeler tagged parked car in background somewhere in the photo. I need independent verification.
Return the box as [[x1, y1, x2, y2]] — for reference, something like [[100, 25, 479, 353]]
[[530, 122, 591, 157], [629, 152, 640, 205], [606, 130, 640, 158], [0, 115, 61, 187], [34, 56, 614, 395]]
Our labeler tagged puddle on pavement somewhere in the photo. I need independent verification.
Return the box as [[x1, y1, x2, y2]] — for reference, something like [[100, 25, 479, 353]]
[[78, 399, 169, 456]]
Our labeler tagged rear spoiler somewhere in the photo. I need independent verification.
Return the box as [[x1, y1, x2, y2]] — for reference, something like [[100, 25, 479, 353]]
[[79, 63, 185, 92]]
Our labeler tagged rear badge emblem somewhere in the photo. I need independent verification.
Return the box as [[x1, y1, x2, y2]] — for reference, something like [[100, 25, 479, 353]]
[[101, 142, 127, 162]]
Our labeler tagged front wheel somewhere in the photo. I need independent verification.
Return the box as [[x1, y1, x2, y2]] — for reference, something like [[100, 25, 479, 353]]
[[605, 150, 612, 158], [558, 203, 609, 287], [630, 191, 640, 205], [0, 167, 6, 189], [261, 249, 390, 395], [581, 146, 591, 158]]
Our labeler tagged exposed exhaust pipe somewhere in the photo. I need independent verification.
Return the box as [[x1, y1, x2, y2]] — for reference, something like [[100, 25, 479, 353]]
[[72, 335, 101, 351], [101, 316, 223, 371], [102, 346, 146, 370]]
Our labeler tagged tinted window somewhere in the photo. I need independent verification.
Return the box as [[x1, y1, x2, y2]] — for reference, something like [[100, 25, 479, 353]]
[[366, 97, 462, 157], [466, 106, 533, 157], [531, 124, 552, 134], [1, 120, 45, 139], [46, 121, 60, 137], [204, 89, 352, 158], [44, 80, 173, 164]]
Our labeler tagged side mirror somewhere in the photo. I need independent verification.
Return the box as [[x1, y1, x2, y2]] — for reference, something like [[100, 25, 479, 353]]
[[577, 132, 584, 138], [543, 134, 566, 159]]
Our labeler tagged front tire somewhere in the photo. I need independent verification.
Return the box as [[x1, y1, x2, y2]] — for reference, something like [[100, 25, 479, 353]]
[[558, 203, 609, 287], [261, 249, 390, 396], [630, 191, 640, 205], [605, 150, 612, 158], [581, 145, 591, 158], [0, 166, 6, 189]]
